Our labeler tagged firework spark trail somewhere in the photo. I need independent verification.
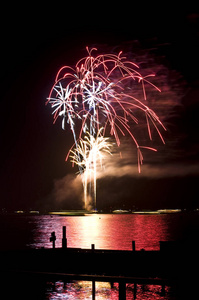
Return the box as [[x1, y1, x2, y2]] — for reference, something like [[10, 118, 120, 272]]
[[47, 48, 165, 148], [69, 128, 112, 209], [47, 47, 166, 209]]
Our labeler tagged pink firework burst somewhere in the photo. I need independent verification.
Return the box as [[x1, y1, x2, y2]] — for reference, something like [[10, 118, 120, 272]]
[[47, 47, 166, 173]]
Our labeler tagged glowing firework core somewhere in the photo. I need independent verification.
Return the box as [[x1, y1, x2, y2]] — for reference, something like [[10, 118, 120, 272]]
[[47, 47, 165, 210], [70, 128, 112, 209]]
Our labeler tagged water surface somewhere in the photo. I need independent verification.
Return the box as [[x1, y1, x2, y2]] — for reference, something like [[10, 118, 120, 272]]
[[25, 213, 194, 251], [1, 212, 197, 299]]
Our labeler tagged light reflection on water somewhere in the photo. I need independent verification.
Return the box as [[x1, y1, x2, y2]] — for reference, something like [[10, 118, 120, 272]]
[[46, 281, 118, 300], [2, 213, 196, 299], [27, 213, 186, 299], [29, 213, 175, 250], [46, 281, 174, 300]]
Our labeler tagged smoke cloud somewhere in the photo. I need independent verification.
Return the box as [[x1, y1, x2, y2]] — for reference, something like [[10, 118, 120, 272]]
[[52, 174, 83, 208], [96, 146, 199, 180], [51, 147, 199, 209]]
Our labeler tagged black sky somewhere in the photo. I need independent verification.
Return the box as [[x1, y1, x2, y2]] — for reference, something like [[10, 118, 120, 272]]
[[0, 4, 199, 211]]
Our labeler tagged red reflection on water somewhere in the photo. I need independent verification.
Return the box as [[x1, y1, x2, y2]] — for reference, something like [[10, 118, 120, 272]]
[[30, 214, 169, 251], [46, 281, 172, 300], [129, 214, 169, 250], [126, 283, 171, 300], [46, 281, 121, 300]]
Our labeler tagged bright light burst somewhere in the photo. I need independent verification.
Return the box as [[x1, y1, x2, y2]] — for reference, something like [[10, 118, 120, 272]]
[[47, 47, 166, 210], [69, 128, 112, 210]]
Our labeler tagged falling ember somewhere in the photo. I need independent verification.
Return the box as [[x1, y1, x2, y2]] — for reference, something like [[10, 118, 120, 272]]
[[46, 47, 165, 210]]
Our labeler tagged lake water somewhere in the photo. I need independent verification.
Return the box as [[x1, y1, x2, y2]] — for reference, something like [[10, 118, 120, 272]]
[[1, 212, 198, 299]]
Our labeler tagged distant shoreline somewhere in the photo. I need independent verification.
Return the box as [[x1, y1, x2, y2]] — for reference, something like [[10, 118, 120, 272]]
[[1, 208, 198, 216]]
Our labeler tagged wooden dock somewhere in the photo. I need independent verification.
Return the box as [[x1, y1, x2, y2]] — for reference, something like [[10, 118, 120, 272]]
[[1, 226, 198, 299]]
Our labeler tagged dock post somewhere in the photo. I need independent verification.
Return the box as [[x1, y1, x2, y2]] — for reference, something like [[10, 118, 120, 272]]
[[132, 241, 135, 251], [91, 244, 95, 251], [62, 226, 67, 249], [119, 281, 126, 300], [50, 232, 56, 249], [92, 280, 95, 300]]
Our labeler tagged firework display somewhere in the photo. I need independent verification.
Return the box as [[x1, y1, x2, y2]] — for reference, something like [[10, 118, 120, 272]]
[[69, 128, 112, 209], [47, 47, 165, 209]]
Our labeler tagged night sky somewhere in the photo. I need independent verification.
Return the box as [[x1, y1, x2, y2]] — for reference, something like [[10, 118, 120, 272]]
[[1, 4, 199, 211]]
